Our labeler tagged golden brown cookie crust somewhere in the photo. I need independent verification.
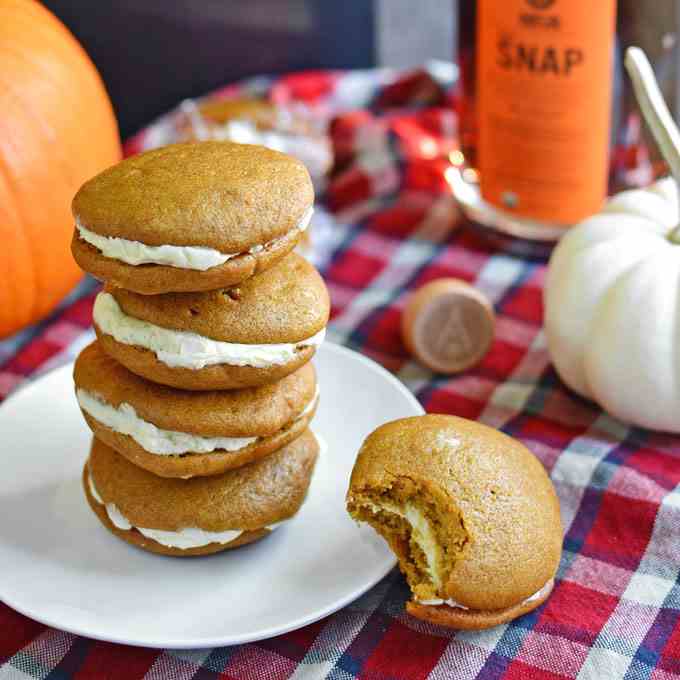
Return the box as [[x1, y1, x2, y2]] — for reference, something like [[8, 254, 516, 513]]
[[95, 328, 317, 390], [74, 341, 317, 436], [199, 97, 279, 125], [72, 141, 314, 251], [83, 467, 270, 556], [83, 400, 316, 478], [405, 579, 554, 630], [196, 98, 315, 136], [72, 225, 301, 295], [88, 431, 319, 532], [107, 253, 329, 343], [347, 415, 562, 612]]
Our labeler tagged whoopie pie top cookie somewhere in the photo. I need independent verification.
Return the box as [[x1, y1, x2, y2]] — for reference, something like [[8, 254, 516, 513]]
[[347, 415, 562, 630], [72, 141, 314, 294], [93, 252, 329, 390], [85, 430, 319, 556], [74, 341, 318, 477]]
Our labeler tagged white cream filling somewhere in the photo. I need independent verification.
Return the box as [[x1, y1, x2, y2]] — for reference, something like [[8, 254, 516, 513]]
[[87, 474, 282, 549], [76, 207, 313, 271], [417, 580, 553, 610], [213, 120, 331, 179], [366, 501, 444, 590], [77, 387, 319, 456], [93, 292, 326, 370], [214, 119, 294, 151]]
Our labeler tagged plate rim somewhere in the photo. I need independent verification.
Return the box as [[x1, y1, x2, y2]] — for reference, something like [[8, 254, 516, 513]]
[[0, 341, 423, 649]]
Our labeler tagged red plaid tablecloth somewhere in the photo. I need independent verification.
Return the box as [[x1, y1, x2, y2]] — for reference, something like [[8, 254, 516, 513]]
[[3, 65, 680, 680]]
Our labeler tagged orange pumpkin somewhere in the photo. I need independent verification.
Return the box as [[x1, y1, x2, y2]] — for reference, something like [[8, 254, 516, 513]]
[[0, 0, 121, 338]]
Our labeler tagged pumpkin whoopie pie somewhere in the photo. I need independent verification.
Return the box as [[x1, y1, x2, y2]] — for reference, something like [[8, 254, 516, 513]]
[[347, 415, 562, 630], [178, 97, 333, 187], [93, 252, 329, 390], [72, 141, 314, 294], [74, 341, 318, 478], [84, 430, 319, 556]]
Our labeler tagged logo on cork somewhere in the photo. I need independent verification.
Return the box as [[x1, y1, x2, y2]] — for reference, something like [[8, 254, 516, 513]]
[[430, 301, 475, 362]]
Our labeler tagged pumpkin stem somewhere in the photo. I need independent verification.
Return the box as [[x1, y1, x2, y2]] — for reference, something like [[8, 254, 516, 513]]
[[625, 47, 680, 224]]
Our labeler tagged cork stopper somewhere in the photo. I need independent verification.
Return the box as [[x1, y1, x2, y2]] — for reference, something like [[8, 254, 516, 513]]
[[401, 279, 495, 374]]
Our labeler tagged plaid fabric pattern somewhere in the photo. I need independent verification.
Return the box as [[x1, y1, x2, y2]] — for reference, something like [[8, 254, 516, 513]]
[[2, 64, 680, 680]]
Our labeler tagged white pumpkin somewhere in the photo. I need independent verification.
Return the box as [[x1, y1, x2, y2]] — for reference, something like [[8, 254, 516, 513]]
[[545, 177, 680, 431], [545, 47, 680, 432]]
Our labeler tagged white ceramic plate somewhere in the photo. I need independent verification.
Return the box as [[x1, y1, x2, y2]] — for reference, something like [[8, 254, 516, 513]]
[[0, 342, 423, 649]]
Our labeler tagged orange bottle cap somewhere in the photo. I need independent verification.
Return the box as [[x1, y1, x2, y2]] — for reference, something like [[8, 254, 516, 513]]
[[401, 279, 495, 374]]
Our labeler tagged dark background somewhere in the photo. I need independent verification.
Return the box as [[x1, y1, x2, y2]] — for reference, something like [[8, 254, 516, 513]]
[[42, 1, 374, 139], [42, 0, 455, 139]]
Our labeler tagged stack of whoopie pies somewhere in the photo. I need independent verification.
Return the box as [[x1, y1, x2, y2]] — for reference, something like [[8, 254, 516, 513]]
[[71, 141, 329, 556]]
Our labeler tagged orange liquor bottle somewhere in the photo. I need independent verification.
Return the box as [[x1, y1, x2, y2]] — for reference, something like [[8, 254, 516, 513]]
[[451, 0, 617, 242]]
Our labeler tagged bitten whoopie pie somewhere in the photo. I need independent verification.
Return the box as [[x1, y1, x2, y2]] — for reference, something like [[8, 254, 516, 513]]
[[72, 141, 314, 294], [347, 415, 562, 630], [74, 341, 318, 477], [179, 97, 333, 186], [93, 252, 329, 390], [85, 430, 319, 556]]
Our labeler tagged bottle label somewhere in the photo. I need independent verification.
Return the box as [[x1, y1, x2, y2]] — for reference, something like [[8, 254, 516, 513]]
[[477, 0, 616, 225]]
